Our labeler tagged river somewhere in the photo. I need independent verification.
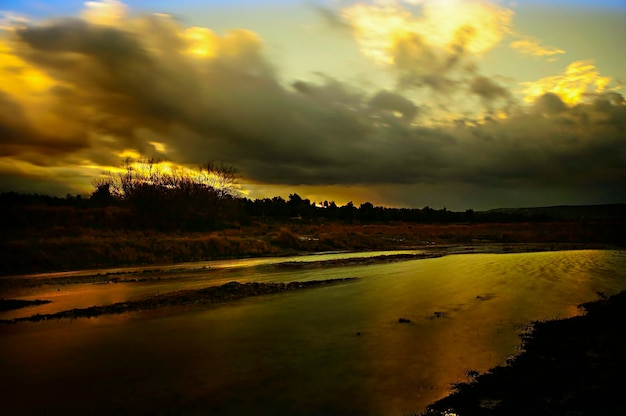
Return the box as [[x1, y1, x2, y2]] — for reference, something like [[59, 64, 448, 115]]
[[1, 249, 626, 415]]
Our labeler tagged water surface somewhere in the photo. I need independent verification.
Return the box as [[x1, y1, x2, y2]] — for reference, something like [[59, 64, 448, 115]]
[[1, 249, 626, 415]]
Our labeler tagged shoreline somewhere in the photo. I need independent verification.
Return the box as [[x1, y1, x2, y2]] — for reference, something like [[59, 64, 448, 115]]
[[0, 278, 358, 324], [421, 290, 626, 415], [0, 243, 613, 289], [3, 219, 623, 277]]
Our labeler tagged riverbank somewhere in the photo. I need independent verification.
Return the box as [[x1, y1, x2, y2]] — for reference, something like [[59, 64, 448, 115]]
[[421, 290, 626, 415], [2, 220, 623, 276], [0, 252, 440, 289], [0, 278, 358, 324], [0, 245, 603, 289]]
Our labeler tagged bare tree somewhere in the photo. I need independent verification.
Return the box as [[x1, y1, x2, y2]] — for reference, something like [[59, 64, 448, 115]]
[[197, 162, 241, 199], [90, 158, 242, 229]]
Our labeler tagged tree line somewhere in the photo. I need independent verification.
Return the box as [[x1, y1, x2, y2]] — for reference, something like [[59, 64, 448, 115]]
[[0, 159, 551, 231]]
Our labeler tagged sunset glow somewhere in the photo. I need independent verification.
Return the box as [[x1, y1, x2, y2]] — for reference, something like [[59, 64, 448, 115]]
[[342, 0, 512, 64], [0, 0, 624, 209], [521, 60, 613, 104]]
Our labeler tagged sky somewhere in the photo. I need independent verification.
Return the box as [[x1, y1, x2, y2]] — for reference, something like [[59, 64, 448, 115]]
[[0, 0, 624, 210]]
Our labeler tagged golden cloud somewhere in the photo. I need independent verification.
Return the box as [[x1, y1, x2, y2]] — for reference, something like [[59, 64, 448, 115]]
[[0, 40, 55, 98], [0, 0, 274, 191], [180, 27, 263, 60], [341, 0, 513, 65], [1, 0, 624, 208], [82, 0, 127, 26], [181, 27, 220, 57], [510, 36, 565, 59], [520, 60, 612, 105]]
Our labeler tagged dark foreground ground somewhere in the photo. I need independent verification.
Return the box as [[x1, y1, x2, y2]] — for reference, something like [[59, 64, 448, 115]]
[[422, 290, 626, 416]]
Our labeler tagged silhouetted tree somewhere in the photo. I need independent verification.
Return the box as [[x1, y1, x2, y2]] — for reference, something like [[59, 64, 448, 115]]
[[91, 158, 242, 230], [90, 182, 114, 207]]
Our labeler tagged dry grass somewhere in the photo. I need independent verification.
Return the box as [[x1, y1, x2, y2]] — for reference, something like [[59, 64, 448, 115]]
[[1, 220, 624, 275]]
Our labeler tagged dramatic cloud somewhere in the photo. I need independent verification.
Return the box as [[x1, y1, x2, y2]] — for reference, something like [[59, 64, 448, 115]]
[[341, 0, 513, 95], [368, 90, 418, 121], [470, 75, 511, 105], [0, 0, 624, 209], [342, 0, 512, 63], [520, 60, 612, 104]]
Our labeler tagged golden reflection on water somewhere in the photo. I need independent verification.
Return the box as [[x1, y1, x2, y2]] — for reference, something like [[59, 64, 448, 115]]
[[0, 282, 139, 320], [1, 250, 625, 415], [355, 250, 612, 413], [0, 250, 424, 321]]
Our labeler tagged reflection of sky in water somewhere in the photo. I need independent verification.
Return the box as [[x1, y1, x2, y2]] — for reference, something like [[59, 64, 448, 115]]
[[0, 250, 425, 320], [1, 250, 626, 415]]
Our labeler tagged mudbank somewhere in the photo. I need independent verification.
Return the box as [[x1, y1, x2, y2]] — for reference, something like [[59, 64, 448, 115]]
[[0, 278, 358, 324], [0, 299, 51, 312], [269, 253, 445, 270], [422, 290, 626, 415]]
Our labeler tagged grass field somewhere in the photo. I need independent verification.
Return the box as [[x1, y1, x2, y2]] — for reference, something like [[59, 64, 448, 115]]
[[2, 218, 624, 276]]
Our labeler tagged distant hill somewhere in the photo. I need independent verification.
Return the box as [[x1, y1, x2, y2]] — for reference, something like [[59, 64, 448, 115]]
[[483, 204, 626, 221]]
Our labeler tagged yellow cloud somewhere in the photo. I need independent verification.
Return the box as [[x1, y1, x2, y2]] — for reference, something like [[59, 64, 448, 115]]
[[220, 29, 263, 58], [341, 3, 413, 64], [181, 26, 219, 58], [149, 141, 167, 153], [0, 156, 99, 193], [520, 60, 612, 105], [0, 0, 277, 199], [511, 36, 565, 58], [342, 0, 513, 65], [180, 26, 263, 62], [0, 41, 56, 97], [1, 36, 101, 144], [116, 149, 143, 160], [82, 0, 127, 26]]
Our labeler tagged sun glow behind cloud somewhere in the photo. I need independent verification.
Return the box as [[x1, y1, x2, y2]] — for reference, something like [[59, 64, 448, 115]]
[[0, 0, 624, 209], [0, 40, 54, 95], [181, 27, 220, 57], [521, 60, 612, 104], [341, 0, 513, 65], [82, 0, 127, 25]]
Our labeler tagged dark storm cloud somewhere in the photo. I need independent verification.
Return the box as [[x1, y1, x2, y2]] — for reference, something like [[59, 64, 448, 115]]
[[368, 90, 418, 121], [392, 33, 462, 92], [0, 90, 87, 160], [533, 92, 567, 115], [390, 25, 490, 96], [455, 93, 626, 189], [16, 18, 201, 129], [470, 75, 511, 101], [1, 13, 625, 204]]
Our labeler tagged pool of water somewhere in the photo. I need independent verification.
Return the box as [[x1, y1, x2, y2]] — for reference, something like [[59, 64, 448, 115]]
[[1, 249, 626, 415]]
